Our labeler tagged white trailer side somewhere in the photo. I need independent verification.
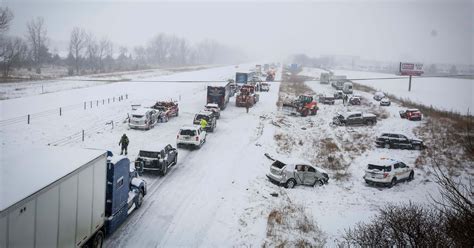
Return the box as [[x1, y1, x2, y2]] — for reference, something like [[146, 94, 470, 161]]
[[0, 146, 107, 248]]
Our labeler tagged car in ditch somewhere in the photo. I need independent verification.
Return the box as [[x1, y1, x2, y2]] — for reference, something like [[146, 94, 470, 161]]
[[176, 125, 207, 149], [128, 107, 159, 130], [204, 103, 221, 119], [363, 158, 414, 187], [349, 96, 361, 105], [373, 91, 385, 101], [399, 109, 422, 121], [375, 133, 425, 150], [380, 97, 391, 106], [318, 94, 335, 105], [193, 110, 217, 132], [332, 111, 377, 126], [135, 144, 178, 175], [265, 156, 329, 188]]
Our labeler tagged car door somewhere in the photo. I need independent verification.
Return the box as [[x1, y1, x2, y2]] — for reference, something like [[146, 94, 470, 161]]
[[294, 165, 305, 184], [398, 162, 410, 179], [303, 166, 318, 185], [388, 134, 400, 148], [398, 135, 411, 149]]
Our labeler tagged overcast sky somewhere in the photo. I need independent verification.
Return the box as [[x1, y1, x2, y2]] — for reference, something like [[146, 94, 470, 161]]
[[3, 0, 473, 64]]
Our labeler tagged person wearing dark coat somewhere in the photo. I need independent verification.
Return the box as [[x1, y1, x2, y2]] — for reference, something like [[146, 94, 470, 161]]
[[119, 134, 129, 155]]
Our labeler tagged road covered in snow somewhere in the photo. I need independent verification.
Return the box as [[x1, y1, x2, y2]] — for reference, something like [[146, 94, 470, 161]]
[[1, 65, 460, 246]]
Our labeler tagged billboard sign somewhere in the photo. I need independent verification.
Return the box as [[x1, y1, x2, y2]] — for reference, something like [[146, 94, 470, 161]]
[[399, 62, 424, 76]]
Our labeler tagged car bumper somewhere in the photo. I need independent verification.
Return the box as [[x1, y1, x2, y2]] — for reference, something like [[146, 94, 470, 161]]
[[177, 140, 199, 146], [363, 176, 391, 186], [266, 174, 284, 186], [129, 123, 148, 129]]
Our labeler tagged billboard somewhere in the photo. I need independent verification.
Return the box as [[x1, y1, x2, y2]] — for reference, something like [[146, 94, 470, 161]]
[[399, 62, 424, 76]]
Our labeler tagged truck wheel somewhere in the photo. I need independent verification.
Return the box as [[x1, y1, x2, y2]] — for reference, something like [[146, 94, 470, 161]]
[[366, 120, 374, 125], [92, 230, 104, 248], [285, 179, 296, 189], [162, 163, 168, 176], [384, 143, 390, 149], [136, 191, 144, 208], [302, 109, 308, 117]]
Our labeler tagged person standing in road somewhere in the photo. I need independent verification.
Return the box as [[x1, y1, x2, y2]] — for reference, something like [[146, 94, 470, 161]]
[[246, 96, 251, 113], [200, 118, 208, 130], [119, 133, 129, 155]]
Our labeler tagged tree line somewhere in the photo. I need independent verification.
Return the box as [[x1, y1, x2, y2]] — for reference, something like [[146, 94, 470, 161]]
[[0, 7, 245, 78]]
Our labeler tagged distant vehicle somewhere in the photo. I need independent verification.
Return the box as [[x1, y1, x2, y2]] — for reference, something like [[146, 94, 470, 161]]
[[320, 72, 330, 84], [318, 94, 335, 105], [265, 155, 329, 188], [363, 158, 414, 187], [266, 70, 276, 81], [282, 95, 318, 117], [380, 97, 391, 106], [373, 91, 385, 101], [128, 108, 159, 130], [334, 90, 344, 99], [135, 144, 178, 175], [333, 111, 377, 126], [349, 96, 361, 105], [207, 82, 232, 110], [399, 109, 422, 121], [176, 125, 207, 149], [343, 82, 353, 94], [264, 64, 270, 72], [236, 72, 255, 85], [204, 103, 221, 119], [375, 133, 425, 150], [0, 147, 147, 248], [260, 82, 270, 92], [331, 75, 347, 90], [193, 111, 217, 132], [236, 85, 259, 107], [151, 101, 179, 122], [255, 64, 262, 75]]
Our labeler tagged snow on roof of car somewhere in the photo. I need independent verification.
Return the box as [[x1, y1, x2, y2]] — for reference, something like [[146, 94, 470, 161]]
[[180, 125, 200, 130], [370, 157, 402, 166], [346, 111, 362, 116], [197, 110, 213, 116], [139, 143, 172, 152], [131, 107, 154, 115], [205, 103, 219, 108], [0, 145, 107, 212], [407, 108, 420, 111]]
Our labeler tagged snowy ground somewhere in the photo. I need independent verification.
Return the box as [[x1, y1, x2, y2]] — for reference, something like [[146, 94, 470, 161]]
[[327, 69, 473, 114], [0, 65, 456, 246]]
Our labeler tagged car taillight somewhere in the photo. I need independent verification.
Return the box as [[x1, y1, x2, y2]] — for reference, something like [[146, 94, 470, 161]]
[[383, 172, 389, 178], [196, 136, 199, 141]]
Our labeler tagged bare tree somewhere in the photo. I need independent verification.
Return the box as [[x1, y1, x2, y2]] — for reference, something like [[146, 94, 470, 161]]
[[98, 37, 112, 72], [26, 17, 48, 74], [0, 7, 13, 33], [69, 27, 86, 74], [0, 36, 27, 77], [85, 32, 98, 72]]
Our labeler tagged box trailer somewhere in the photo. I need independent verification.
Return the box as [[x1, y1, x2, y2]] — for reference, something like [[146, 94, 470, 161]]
[[0, 146, 147, 248], [207, 82, 232, 110]]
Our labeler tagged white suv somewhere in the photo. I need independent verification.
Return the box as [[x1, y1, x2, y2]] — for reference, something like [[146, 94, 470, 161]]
[[363, 158, 414, 187], [176, 126, 207, 149]]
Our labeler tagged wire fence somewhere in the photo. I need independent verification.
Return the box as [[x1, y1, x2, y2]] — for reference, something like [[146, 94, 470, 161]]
[[0, 94, 128, 127]]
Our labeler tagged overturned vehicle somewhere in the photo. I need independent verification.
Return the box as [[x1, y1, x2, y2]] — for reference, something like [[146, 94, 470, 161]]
[[265, 154, 329, 188]]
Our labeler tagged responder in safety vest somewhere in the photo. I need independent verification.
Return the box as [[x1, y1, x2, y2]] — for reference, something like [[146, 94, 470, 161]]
[[200, 118, 208, 130]]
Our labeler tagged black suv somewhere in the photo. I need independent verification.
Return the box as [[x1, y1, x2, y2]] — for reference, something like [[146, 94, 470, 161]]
[[135, 144, 178, 175], [375, 133, 424, 150]]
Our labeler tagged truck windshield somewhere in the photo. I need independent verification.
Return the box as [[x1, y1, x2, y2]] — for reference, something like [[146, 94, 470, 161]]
[[368, 164, 391, 172]]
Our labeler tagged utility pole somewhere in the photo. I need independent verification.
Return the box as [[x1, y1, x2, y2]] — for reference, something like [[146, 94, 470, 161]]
[[408, 75, 412, 92]]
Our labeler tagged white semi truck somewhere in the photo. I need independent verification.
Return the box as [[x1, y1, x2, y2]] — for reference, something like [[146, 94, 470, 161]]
[[0, 146, 147, 248]]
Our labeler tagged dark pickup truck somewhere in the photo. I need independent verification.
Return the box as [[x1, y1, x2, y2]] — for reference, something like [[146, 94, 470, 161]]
[[333, 111, 377, 126], [375, 133, 425, 150], [135, 144, 178, 175]]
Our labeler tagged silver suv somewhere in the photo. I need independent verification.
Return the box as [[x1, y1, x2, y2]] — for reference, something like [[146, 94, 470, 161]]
[[266, 156, 329, 188]]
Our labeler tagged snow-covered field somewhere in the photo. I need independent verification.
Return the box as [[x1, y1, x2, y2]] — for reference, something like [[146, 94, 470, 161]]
[[328, 69, 472, 114], [0, 65, 453, 246]]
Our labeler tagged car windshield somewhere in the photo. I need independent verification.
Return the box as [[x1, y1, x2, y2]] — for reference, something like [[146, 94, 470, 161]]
[[272, 160, 286, 169], [368, 164, 391, 172], [195, 114, 209, 121], [132, 115, 144, 119], [180, 129, 196, 136]]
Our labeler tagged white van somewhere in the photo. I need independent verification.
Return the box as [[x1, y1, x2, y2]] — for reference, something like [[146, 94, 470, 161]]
[[343, 82, 353, 94], [128, 108, 159, 130]]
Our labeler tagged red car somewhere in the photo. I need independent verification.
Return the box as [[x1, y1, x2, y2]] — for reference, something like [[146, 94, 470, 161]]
[[399, 109, 422, 121]]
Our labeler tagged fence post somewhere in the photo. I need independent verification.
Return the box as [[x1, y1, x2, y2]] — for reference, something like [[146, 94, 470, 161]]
[[90, 101, 92, 108], [27, 114, 30, 124], [408, 75, 412, 92], [108, 98, 110, 104], [97, 100, 98, 106], [113, 97, 115, 102], [60, 107, 62, 116], [103, 99, 105, 105], [126, 94, 128, 99], [112, 120, 114, 129], [82, 130, 84, 142], [84, 102, 86, 110]]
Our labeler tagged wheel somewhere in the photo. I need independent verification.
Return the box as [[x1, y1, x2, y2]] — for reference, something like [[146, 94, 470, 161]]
[[301, 109, 308, 117], [285, 179, 296, 189], [92, 230, 104, 248], [314, 180, 325, 187], [366, 120, 374, 126], [384, 143, 390, 149], [389, 178, 397, 188], [408, 171, 414, 181], [161, 163, 168, 176], [414, 144, 421, 150], [136, 190, 144, 208]]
